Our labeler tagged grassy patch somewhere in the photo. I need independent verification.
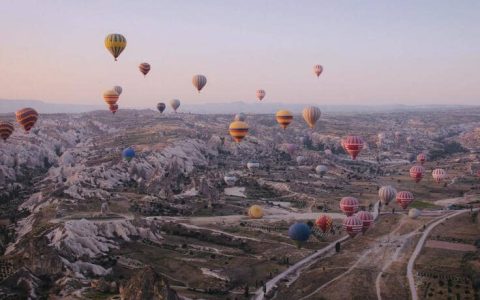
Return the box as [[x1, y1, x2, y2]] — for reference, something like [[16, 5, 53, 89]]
[[410, 200, 441, 209]]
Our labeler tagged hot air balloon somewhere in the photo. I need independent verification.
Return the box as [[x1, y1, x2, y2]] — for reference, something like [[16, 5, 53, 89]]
[[417, 153, 426, 165], [157, 103, 166, 113], [170, 99, 180, 112], [248, 205, 263, 219], [224, 175, 238, 186], [192, 74, 207, 92], [313, 64, 323, 78], [256, 89, 266, 101], [408, 208, 421, 219], [356, 211, 374, 233], [234, 113, 246, 122], [342, 216, 363, 238], [288, 222, 311, 248], [396, 191, 414, 209], [229, 121, 249, 143], [113, 86, 123, 95], [0, 121, 14, 141], [315, 165, 328, 177], [16, 108, 38, 133], [406, 136, 414, 145], [378, 185, 397, 205], [105, 33, 127, 61], [109, 104, 119, 114], [302, 106, 321, 129], [409, 165, 425, 183], [247, 162, 260, 171], [139, 63, 151, 77], [285, 143, 297, 156], [296, 156, 305, 165], [122, 147, 135, 162], [315, 215, 333, 233], [342, 135, 364, 160], [275, 110, 293, 130], [103, 89, 119, 106], [432, 169, 447, 183], [340, 197, 359, 216]]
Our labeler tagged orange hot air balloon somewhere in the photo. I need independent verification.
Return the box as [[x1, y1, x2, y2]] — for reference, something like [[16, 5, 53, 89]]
[[229, 121, 249, 143], [342, 135, 364, 160], [139, 63, 151, 77], [302, 106, 321, 128], [275, 110, 293, 130], [0, 121, 14, 141], [256, 89, 266, 101], [16, 108, 38, 133], [313, 64, 323, 78], [315, 215, 333, 233], [103, 89, 119, 106], [109, 104, 119, 114]]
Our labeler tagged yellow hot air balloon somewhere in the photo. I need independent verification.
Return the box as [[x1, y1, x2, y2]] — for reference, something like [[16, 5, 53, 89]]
[[302, 106, 321, 129], [275, 110, 293, 130], [229, 121, 249, 143], [248, 205, 264, 219], [105, 34, 127, 61]]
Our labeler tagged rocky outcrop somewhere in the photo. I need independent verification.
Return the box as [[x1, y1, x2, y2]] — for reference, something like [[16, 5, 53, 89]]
[[120, 266, 179, 300]]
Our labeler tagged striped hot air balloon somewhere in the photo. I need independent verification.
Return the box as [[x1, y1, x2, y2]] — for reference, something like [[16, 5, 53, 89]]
[[248, 205, 264, 219], [139, 63, 151, 77], [315, 215, 333, 233], [342, 216, 363, 238], [302, 106, 321, 129], [340, 196, 359, 216], [0, 121, 14, 141], [313, 64, 323, 78], [113, 85, 123, 95], [342, 135, 364, 160], [378, 185, 397, 205], [432, 168, 447, 183], [275, 110, 293, 130], [396, 191, 414, 209], [103, 89, 119, 106], [356, 211, 374, 233], [192, 74, 207, 92], [16, 108, 38, 133], [229, 121, 249, 143], [409, 165, 425, 183], [104, 33, 127, 61], [170, 99, 180, 112], [256, 89, 266, 101], [417, 153, 426, 165], [109, 104, 119, 114]]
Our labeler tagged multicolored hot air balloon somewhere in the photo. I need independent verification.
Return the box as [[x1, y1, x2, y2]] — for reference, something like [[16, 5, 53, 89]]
[[313, 64, 323, 78], [315, 165, 328, 176], [248, 205, 264, 219], [256, 89, 266, 101], [103, 89, 119, 106], [275, 110, 293, 130], [234, 113, 246, 122], [229, 121, 249, 143], [417, 153, 426, 165], [109, 104, 118, 114], [432, 168, 447, 183], [342, 216, 362, 238], [122, 147, 135, 162], [315, 215, 333, 233], [0, 121, 14, 141], [192, 74, 207, 92], [170, 99, 180, 112], [16, 108, 38, 133], [224, 175, 238, 186], [342, 135, 364, 160], [288, 222, 311, 248], [157, 103, 166, 113], [302, 106, 321, 129], [105, 33, 127, 61], [356, 211, 374, 233], [396, 191, 414, 209], [408, 208, 421, 219], [409, 165, 425, 183], [113, 86, 123, 95], [340, 196, 359, 216], [139, 63, 151, 77], [378, 185, 397, 205]]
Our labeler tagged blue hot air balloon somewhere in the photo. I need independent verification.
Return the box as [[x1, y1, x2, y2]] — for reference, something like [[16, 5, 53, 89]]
[[288, 222, 311, 248], [122, 147, 135, 162]]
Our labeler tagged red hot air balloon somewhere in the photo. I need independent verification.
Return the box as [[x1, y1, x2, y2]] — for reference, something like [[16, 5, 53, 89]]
[[417, 153, 426, 165], [356, 211, 374, 233], [256, 89, 266, 101], [396, 191, 414, 209], [315, 215, 333, 233], [342, 216, 363, 238], [409, 165, 425, 183], [16, 108, 38, 133], [139, 63, 151, 77], [0, 121, 14, 141], [432, 168, 447, 183], [342, 135, 364, 160], [340, 197, 359, 216], [109, 104, 119, 114]]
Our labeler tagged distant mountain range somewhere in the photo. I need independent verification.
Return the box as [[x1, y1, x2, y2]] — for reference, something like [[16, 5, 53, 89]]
[[1, 99, 477, 115]]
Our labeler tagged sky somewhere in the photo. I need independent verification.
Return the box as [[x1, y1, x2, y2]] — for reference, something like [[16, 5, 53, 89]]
[[0, 0, 479, 107]]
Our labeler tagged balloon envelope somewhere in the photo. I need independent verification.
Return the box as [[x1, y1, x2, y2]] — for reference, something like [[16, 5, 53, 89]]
[[105, 33, 127, 61], [122, 147, 135, 161], [0, 121, 14, 141], [16, 108, 38, 133]]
